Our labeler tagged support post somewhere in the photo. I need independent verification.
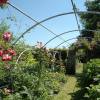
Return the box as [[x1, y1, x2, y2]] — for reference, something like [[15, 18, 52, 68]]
[[66, 49, 76, 75]]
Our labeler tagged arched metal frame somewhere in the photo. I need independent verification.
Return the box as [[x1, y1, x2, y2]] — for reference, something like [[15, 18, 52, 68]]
[[70, 0, 81, 33], [42, 29, 100, 48], [6, 2, 100, 64], [15, 45, 36, 64], [16, 36, 94, 64], [16, 48, 31, 64], [55, 37, 77, 49], [16, 28, 100, 63], [8, 2, 66, 42], [55, 36, 99, 49], [12, 11, 100, 45]]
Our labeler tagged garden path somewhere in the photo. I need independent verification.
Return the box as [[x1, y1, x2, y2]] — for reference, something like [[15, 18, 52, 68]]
[[53, 63, 83, 100]]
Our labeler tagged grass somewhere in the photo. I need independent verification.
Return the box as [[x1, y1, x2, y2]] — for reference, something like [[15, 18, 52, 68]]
[[53, 63, 83, 100]]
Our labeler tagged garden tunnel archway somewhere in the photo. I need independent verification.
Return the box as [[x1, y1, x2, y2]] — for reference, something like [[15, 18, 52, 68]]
[[11, 10, 100, 45], [2, 1, 100, 75], [8, 4, 100, 74], [0, 1, 100, 99], [5, 2, 100, 46], [15, 28, 100, 75]]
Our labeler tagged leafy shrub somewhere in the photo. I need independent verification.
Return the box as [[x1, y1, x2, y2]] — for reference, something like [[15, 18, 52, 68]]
[[84, 84, 100, 100], [0, 61, 67, 100], [76, 59, 100, 99]]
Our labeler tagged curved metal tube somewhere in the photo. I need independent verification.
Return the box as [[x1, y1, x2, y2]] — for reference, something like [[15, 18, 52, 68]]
[[15, 29, 100, 64], [13, 11, 100, 45], [16, 48, 31, 64], [16, 45, 36, 64], [55, 36, 95, 49], [8, 2, 66, 43], [42, 29, 100, 47], [43, 30, 78, 47], [16, 35, 99, 64], [55, 37, 77, 48]]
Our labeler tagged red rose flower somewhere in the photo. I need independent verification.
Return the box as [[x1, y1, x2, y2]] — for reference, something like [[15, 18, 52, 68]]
[[8, 49, 16, 56], [0, 0, 8, 5], [0, 50, 3, 56], [3, 50, 9, 54], [7, 55, 12, 61], [2, 54, 12, 61], [3, 32, 12, 42]]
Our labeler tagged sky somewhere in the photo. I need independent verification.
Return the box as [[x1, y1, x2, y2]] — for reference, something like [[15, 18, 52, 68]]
[[0, 0, 86, 48]]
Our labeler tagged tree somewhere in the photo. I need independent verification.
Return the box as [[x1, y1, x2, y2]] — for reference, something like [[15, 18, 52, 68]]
[[79, 0, 100, 39], [77, 0, 100, 62]]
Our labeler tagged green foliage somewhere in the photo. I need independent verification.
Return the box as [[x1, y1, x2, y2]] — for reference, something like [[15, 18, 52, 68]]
[[80, 0, 100, 31], [0, 10, 68, 100], [49, 49, 67, 73], [84, 84, 100, 100], [50, 49, 68, 60], [1, 65, 67, 100], [73, 0, 100, 62], [0, 21, 10, 48], [15, 42, 37, 67], [75, 59, 100, 100], [0, 38, 67, 100]]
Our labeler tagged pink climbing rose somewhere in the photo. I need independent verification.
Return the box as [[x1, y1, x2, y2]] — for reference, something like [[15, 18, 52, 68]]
[[0, 0, 8, 5], [2, 54, 12, 61], [3, 32, 12, 42]]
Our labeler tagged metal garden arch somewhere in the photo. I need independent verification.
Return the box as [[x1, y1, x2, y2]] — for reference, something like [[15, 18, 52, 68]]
[[7, 2, 100, 74]]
